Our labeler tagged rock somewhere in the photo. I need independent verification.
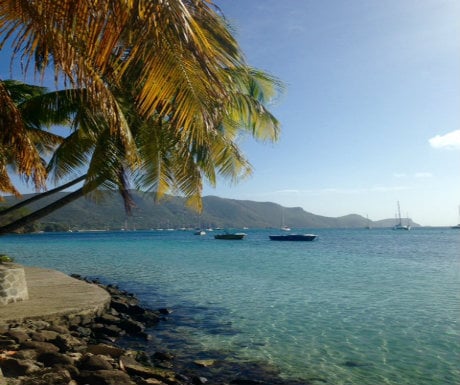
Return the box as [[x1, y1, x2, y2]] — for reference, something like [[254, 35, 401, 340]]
[[78, 369, 136, 385], [87, 344, 126, 358], [158, 308, 172, 315], [193, 376, 208, 384], [38, 330, 60, 342], [98, 313, 122, 324], [137, 378, 169, 385], [0, 368, 6, 385], [37, 351, 75, 367], [53, 333, 86, 352], [71, 325, 92, 337], [193, 359, 215, 368], [93, 324, 125, 338], [10, 368, 73, 385], [0, 337, 19, 350], [7, 329, 30, 344], [14, 349, 39, 361], [20, 341, 60, 354], [79, 354, 114, 371], [119, 317, 145, 334], [24, 320, 50, 330], [135, 310, 160, 327], [46, 325, 70, 334], [110, 299, 131, 313], [152, 351, 174, 361], [119, 355, 176, 382], [0, 357, 41, 376]]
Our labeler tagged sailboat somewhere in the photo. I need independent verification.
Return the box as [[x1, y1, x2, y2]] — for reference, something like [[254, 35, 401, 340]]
[[452, 206, 460, 229], [393, 201, 411, 230], [280, 207, 291, 231], [365, 214, 372, 229]]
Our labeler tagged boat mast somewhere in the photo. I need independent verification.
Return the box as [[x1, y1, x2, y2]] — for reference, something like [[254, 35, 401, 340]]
[[397, 201, 402, 226]]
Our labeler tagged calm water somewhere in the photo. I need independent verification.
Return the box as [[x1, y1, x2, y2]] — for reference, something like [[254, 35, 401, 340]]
[[1, 228, 459, 384]]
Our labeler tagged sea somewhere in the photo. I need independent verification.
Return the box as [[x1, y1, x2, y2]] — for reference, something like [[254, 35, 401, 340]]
[[1, 228, 459, 385]]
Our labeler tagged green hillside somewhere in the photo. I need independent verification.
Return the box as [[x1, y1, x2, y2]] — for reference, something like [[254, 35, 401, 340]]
[[0, 191, 419, 232]]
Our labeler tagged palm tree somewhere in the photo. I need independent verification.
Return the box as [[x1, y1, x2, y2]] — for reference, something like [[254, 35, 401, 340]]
[[0, 1, 282, 233], [0, 80, 64, 197], [0, 1, 248, 151]]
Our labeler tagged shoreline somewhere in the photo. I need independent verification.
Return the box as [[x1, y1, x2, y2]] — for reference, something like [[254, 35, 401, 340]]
[[1, 273, 309, 385]]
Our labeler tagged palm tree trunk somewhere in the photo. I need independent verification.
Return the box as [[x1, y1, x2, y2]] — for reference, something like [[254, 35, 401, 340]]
[[0, 175, 87, 217], [0, 188, 87, 235]]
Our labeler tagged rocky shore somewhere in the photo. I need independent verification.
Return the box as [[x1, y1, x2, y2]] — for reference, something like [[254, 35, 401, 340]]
[[0, 275, 309, 385]]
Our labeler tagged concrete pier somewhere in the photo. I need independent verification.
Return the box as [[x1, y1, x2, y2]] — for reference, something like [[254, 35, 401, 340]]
[[0, 265, 110, 326]]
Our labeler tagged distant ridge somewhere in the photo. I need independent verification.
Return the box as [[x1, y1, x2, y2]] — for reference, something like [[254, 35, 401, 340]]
[[0, 190, 419, 231]]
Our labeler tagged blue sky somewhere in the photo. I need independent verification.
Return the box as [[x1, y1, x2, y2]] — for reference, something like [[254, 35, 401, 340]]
[[204, 0, 460, 226], [1, 1, 459, 226]]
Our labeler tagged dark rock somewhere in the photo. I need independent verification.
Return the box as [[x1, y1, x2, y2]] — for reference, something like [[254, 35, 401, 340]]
[[119, 317, 145, 335], [0, 337, 19, 350], [37, 352, 75, 367], [127, 304, 146, 315], [71, 325, 92, 338], [136, 310, 161, 326], [7, 368, 73, 385], [0, 357, 41, 377], [31, 330, 60, 342], [7, 329, 30, 344], [29, 331, 46, 342], [78, 369, 136, 385], [119, 355, 176, 381], [86, 344, 125, 358], [158, 308, 172, 315], [70, 273, 82, 279], [193, 376, 208, 384], [110, 299, 131, 313], [79, 354, 114, 371], [20, 341, 60, 354], [53, 333, 86, 352], [14, 349, 39, 361], [98, 313, 122, 324], [152, 351, 174, 361], [93, 324, 125, 338], [46, 325, 70, 334]]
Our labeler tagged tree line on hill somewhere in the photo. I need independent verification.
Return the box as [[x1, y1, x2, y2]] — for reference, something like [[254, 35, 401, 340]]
[[0, 191, 418, 233]]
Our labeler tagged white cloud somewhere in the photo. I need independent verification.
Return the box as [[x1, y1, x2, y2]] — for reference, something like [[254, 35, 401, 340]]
[[429, 130, 460, 150]]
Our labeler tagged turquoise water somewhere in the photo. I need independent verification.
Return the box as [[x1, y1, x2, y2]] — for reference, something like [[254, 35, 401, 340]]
[[1, 228, 459, 384]]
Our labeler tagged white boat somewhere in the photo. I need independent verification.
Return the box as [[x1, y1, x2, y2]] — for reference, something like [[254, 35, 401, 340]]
[[194, 230, 206, 236], [393, 201, 411, 230]]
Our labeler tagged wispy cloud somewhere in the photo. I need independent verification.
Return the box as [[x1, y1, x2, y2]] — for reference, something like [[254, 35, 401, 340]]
[[272, 186, 410, 196], [429, 130, 460, 150]]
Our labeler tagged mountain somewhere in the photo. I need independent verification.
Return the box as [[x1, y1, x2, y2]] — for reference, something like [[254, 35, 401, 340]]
[[0, 191, 419, 231]]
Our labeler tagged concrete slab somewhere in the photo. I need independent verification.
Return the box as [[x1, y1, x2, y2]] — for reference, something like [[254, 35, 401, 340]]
[[0, 266, 110, 326]]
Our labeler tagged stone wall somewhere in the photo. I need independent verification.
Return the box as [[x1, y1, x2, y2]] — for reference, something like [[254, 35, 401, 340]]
[[0, 264, 29, 305]]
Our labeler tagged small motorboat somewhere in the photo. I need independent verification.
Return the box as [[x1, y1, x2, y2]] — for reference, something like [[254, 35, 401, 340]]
[[214, 233, 246, 240], [269, 234, 317, 241]]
